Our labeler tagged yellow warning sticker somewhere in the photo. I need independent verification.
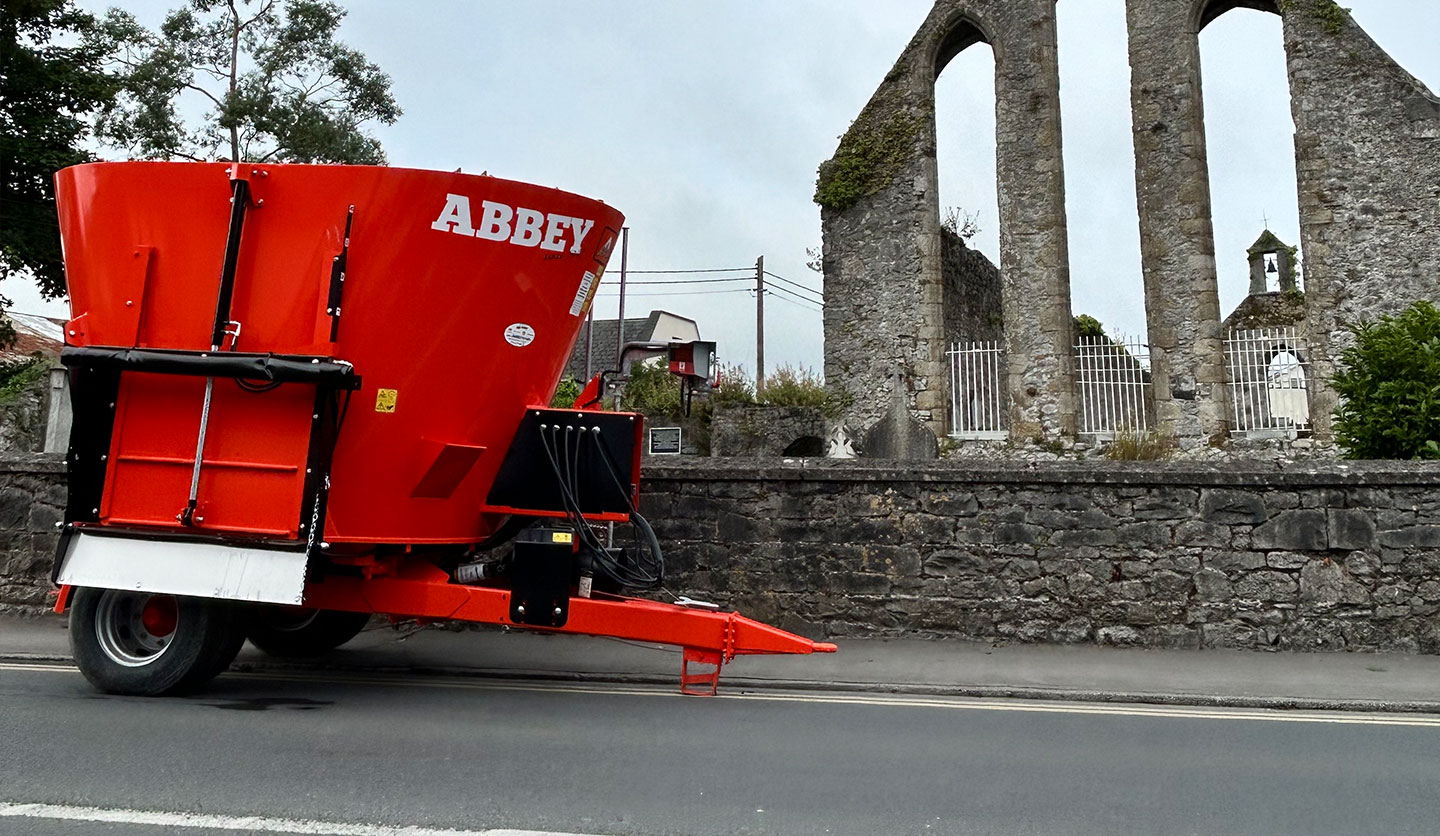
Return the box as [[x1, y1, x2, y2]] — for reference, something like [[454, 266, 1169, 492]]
[[551, 531, 574, 544], [375, 388, 397, 413]]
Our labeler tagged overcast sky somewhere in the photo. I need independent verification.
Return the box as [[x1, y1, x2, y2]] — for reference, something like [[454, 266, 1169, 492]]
[[27, 0, 1439, 377]]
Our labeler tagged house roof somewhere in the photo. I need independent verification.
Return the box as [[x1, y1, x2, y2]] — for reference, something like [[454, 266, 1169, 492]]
[[562, 310, 695, 382], [1247, 229, 1290, 256], [2, 311, 65, 362]]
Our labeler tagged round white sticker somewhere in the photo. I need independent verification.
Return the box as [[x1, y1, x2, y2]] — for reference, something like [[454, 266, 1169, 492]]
[[503, 323, 535, 347]]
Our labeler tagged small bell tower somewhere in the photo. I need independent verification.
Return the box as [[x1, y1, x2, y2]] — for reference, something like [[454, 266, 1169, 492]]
[[1246, 230, 1297, 295]]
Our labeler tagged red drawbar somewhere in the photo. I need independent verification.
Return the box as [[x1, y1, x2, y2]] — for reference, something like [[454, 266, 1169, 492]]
[[302, 561, 836, 694]]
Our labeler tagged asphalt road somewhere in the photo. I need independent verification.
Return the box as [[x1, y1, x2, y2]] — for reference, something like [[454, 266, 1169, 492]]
[[2, 662, 1438, 836]]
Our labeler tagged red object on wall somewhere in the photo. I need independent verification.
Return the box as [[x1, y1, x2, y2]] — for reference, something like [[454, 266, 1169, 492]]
[[55, 162, 624, 545]]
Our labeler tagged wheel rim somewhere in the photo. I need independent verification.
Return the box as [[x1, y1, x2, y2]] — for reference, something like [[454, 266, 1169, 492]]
[[94, 590, 178, 667]]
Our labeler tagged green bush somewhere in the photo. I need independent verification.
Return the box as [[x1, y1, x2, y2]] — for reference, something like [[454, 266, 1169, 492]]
[[710, 363, 756, 408], [760, 364, 829, 409], [710, 363, 847, 416], [0, 357, 48, 405], [1331, 301, 1440, 460], [549, 378, 582, 409], [620, 360, 848, 433], [1074, 314, 1105, 340], [619, 359, 683, 421]]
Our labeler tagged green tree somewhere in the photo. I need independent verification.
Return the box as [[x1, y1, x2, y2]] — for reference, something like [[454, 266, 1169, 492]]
[[1073, 314, 1105, 340], [1, 0, 115, 301], [1331, 300, 1440, 460], [93, 0, 400, 164]]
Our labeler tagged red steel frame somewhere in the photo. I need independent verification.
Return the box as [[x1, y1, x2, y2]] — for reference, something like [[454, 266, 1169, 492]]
[[302, 561, 836, 695], [54, 568, 837, 695]]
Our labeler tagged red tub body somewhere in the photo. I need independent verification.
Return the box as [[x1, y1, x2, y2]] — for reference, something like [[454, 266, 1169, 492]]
[[56, 162, 624, 545]]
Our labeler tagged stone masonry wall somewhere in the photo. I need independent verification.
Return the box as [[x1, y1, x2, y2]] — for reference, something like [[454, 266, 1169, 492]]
[[642, 460, 1440, 653], [818, 0, 1075, 444], [0, 368, 58, 454], [0, 455, 66, 613], [711, 406, 828, 458], [941, 229, 1003, 344], [8, 453, 1440, 655], [1283, 0, 1440, 441], [1125, 0, 1230, 446]]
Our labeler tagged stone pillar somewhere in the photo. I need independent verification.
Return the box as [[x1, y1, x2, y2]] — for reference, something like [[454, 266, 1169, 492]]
[[817, 56, 947, 441], [816, 0, 1076, 447], [1282, 0, 1440, 442], [991, 0, 1076, 441], [1125, 0, 1231, 446]]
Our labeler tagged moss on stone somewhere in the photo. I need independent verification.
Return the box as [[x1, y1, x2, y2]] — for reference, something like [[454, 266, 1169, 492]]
[[1278, 0, 1350, 36], [814, 103, 926, 212]]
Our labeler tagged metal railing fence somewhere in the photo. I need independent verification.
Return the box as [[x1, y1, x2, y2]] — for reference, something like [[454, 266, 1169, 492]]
[[1074, 334, 1152, 438], [948, 340, 1006, 440], [1226, 326, 1311, 438]]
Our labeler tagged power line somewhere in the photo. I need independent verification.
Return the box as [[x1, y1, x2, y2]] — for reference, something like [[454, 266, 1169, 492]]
[[594, 287, 751, 298], [621, 277, 751, 286], [624, 267, 753, 275], [766, 283, 825, 309], [763, 270, 823, 300], [766, 290, 822, 313]]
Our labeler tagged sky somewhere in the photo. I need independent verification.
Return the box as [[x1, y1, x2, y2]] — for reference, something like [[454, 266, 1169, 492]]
[[24, 0, 1440, 378]]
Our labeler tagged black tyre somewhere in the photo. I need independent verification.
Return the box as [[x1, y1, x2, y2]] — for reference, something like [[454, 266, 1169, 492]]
[[69, 587, 243, 696], [244, 607, 370, 657]]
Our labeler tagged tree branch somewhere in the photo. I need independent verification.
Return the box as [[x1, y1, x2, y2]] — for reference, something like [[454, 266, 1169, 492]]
[[226, 0, 240, 161], [181, 82, 224, 110], [239, 0, 275, 32]]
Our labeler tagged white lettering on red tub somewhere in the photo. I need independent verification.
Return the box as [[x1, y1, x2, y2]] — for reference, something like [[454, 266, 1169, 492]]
[[431, 193, 594, 254]]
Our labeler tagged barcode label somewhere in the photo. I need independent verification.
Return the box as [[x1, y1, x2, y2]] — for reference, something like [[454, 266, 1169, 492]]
[[569, 271, 597, 317]]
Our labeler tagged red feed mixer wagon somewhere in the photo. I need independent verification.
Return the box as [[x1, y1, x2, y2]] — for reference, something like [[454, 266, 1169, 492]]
[[49, 161, 834, 696]]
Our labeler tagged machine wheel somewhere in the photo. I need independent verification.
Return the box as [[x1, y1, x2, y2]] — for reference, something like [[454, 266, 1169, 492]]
[[69, 587, 243, 696], [244, 607, 370, 657]]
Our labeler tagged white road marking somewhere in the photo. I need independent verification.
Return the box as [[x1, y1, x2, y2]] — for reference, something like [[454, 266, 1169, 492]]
[[0, 802, 592, 836], [4, 659, 1439, 728], [0, 662, 72, 673]]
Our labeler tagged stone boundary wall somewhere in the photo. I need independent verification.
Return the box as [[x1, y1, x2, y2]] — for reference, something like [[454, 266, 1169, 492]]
[[6, 454, 1440, 656], [711, 406, 828, 458], [0, 455, 66, 614], [640, 460, 1440, 653]]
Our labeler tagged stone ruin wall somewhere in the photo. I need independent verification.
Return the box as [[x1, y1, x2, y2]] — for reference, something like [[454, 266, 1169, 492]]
[[818, 0, 1073, 441], [819, 0, 1440, 455], [9, 455, 1440, 657], [941, 229, 1003, 346], [1283, 1, 1440, 438]]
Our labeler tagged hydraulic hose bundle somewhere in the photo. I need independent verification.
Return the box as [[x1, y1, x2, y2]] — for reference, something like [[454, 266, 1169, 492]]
[[537, 422, 664, 590]]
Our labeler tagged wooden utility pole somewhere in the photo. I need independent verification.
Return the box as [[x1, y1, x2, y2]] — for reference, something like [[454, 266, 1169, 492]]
[[755, 255, 765, 398], [614, 227, 630, 410], [616, 227, 630, 367]]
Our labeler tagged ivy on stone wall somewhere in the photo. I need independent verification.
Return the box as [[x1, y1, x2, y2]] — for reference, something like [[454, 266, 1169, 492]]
[[1277, 0, 1351, 36], [814, 102, 926, 212]]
